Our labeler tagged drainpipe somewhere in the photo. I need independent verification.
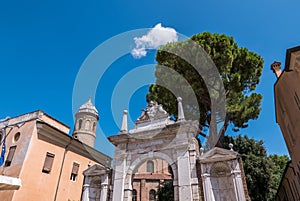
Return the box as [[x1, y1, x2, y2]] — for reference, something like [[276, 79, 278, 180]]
[[53, 137, 73, 201]]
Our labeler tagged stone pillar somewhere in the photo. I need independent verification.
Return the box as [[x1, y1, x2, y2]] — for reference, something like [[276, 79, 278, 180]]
[[173, 182, 179, 201], [177, 97, 185, 121], [140, 179, 146, 201], [120, 110, 128, 133], [123, 189, 132, 201], [171, 163, 179, 201], [232, 171, 246, 201], [189, 143, 200, 200], [124, 178, 132, 201], [82, 184, 90, 201], [112, 155, 126, 201], [202, 174, 212, 201], [100, 174, 109, 201], [177, 150, 193, 200]]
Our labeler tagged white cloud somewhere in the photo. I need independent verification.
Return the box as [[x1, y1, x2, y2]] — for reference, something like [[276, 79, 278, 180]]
[[131, 23, 178, 59]]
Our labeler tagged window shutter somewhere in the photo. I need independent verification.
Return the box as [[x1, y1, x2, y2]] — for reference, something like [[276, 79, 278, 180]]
[[6, 146, 16, 162], [72, 163, 79, 175], [43, 153, 55, 173]]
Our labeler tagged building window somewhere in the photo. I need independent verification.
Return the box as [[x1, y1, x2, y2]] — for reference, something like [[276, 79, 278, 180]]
[[70, 162, 80, 181], [78, 119, 83, 130], [147, 161, 154, 173], [13, 132, 20, 143], [5, 146, 17, 167], [42, 152, 55, 174], [93, 122, 96, 132], [149, 189, 156, 201], [85, 120, 90, 131], [132, 189, 137, 201]]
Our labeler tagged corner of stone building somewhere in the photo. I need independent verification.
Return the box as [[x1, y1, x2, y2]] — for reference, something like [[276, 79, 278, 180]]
[[238, 157, 251, 201], [196, 159, 205, 201]]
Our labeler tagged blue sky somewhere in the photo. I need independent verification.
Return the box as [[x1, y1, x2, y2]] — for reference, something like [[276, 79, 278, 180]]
[[1, 0, 299, 157]]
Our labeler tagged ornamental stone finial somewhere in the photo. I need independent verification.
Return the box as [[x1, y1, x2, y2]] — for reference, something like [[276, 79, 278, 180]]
[[120, 110, 128, 133], [200, 147, 204, 155], [229, 143, 234, 151], [177, 97, 185, 121]]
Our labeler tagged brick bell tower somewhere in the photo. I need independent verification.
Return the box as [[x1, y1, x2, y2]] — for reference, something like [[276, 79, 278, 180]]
[[73, 98, 99, 147]]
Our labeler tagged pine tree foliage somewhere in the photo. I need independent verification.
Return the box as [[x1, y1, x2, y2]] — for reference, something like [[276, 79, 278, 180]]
[[147, 32, 264, 140]]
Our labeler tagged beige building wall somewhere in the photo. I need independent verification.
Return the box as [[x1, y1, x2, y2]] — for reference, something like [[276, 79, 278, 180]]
[[275, 70, 300, 164], [276, 162, 300, 201], [0, 120, 37, 201], [0, 110, 111, 201], [56, 151, 95, 201], [13, 122, 66, 201], [273, 46, 300, 201]]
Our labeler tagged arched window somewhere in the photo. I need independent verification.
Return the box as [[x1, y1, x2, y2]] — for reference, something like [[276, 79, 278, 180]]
[[132, 189, 137, 201], [78, 119, 83, 130], [149, 189, 156, 201], [147, 161, 154, 173], [85, 120, 90, 130], [93, 122, 96, 132]]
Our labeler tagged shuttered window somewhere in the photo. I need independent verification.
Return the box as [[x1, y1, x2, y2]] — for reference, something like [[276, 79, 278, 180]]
[[70, 162, 80, 181], [5, 146, 17, 167], [42, 152, 55, 174]]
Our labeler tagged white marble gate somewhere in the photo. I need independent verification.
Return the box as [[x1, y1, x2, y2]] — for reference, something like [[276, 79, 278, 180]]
[[108, 100, 201, 201]]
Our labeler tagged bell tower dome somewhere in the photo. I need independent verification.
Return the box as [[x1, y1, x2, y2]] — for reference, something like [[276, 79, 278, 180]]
[[73, 98, 99, 147]]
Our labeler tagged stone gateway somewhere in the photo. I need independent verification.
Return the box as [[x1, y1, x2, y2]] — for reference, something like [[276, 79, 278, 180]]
[[106, 98, 250, 201]]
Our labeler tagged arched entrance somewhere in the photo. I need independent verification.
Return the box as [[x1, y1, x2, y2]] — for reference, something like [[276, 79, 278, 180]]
[[130, 156, 174, 201], [108, 101, 200, 201]]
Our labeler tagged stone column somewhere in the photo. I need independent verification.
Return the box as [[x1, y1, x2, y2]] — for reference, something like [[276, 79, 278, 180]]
[[177, 150, 193, 200], [100, 174, 109, 201], [140, 179, 146, 201], [232, 171, 246, 201], [112, 154, 126, 201], [173, 183, 179, 201], [82, 184, 90, 201], [202, 173, 212, 201], [123, 179, 132, 201], [189, 144, 200, 200], [123, 189, 132, 201]]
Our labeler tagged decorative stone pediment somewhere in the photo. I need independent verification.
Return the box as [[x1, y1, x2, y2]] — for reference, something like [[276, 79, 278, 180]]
[[200, 147, 239, 163], [132, 101, 175, 132], [83, 164, 109, 176], [136, 101, 170, 124]]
